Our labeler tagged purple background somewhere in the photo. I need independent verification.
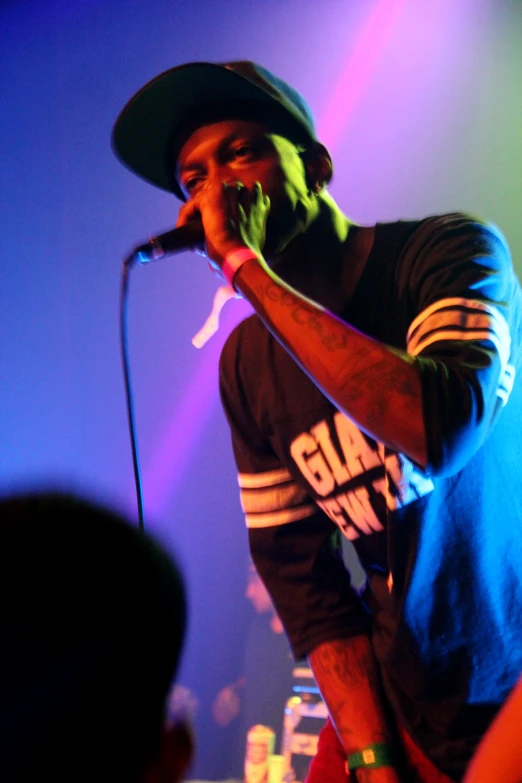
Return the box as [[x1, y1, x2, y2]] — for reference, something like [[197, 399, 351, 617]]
[[2, 0, 521, 776]]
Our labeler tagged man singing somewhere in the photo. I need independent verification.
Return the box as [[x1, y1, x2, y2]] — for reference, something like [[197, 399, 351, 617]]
[[113, 61, 522, 782]]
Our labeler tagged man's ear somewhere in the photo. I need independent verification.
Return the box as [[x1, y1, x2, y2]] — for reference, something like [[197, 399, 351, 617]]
[[301, 142, 334, 190], [143, 721, 194, 783]]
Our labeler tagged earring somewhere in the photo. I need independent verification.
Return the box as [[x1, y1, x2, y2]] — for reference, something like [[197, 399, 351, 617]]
[[313, 181, 323, 194]]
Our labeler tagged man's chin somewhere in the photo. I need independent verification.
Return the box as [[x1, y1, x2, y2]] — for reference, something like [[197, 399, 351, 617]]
[[263, 228, 301, 267], [263, 206, 305, 263]]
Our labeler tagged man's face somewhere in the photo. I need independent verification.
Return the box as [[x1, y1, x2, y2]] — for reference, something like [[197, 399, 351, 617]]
[[175, 119, 315, 257]]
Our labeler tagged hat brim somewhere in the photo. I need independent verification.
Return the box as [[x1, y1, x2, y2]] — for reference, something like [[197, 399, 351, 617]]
[[112, 62, 307, 199]]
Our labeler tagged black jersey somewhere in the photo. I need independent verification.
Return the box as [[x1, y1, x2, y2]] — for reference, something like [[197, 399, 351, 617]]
[[219, 213, 522, 780]]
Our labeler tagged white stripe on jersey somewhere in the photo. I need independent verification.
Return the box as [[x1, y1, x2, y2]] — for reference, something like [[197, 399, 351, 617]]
[[245, 504, 318, 529], [240, 480, 311, 514], [407, 297, 510, 370], [238, 468, 317, 528], [410, 329, 504, 360], [406, 297, 514, 404], [238, 467, 293, 489], [497, 363, 516, 406]]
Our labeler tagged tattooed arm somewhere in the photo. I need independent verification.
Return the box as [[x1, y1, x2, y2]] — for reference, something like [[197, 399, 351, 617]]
[[234, 259, 427, 468], [309, 636, 403, 783]]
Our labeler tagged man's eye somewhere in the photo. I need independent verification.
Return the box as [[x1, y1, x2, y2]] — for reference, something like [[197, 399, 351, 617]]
[[184, 177, 203, 192], [232, 145, 255, 159]]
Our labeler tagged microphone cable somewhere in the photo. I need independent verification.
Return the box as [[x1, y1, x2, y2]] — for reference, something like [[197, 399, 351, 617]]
[[118, 227, 199, 535], [120, 256, 145, 533], [118, 222, 233, 533]]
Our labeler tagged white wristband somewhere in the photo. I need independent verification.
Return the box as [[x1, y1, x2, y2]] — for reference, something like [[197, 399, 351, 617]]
[[221, 247, 260, 287]]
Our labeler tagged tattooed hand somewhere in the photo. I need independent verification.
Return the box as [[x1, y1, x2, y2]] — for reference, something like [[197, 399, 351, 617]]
[[176, 180, 270, 274]]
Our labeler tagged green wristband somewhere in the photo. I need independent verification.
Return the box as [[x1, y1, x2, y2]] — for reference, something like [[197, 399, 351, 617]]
[[347, 743, 395, 771]]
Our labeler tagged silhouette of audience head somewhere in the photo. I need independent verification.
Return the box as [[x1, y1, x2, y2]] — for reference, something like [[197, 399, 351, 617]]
[[0, 491, 192, 782]]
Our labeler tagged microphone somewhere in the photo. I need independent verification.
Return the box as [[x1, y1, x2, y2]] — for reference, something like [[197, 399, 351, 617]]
[[126, 219, 204, 265]]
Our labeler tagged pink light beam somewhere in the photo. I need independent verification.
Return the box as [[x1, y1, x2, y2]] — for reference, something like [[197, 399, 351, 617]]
[[318, 0, 407, 152]]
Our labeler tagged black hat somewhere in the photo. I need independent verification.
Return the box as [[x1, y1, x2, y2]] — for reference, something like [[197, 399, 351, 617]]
[[112, 61, 317, 200]]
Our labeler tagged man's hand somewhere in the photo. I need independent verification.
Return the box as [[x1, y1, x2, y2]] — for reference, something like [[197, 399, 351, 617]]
[[307, 717, 405, 783], [309, 637, 408, 781], [352, 768, 403, 782], [176, 180, 270, 277]]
